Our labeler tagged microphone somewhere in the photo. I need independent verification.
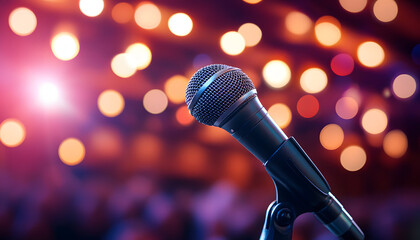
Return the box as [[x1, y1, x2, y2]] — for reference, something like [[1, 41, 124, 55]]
[[185, 64, 364, 240]]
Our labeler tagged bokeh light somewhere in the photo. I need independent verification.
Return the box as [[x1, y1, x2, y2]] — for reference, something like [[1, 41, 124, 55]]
[[357, 41, 385, 67], [383, 130, 408, 158], [242, 0, 262, 4], [319, 124, 344, 150], [331, 53, 354, 76], [164, 75, 189, 104], [335, 96, 359, 119], [296, 95, 319, 118], [79, 0, 104, 17], [111, 53, 137, 78], [0, 119, 26, 148], [392, 74, 417, 99], [88, 127, 123, 160], [268, 103, 292, 128], [220, 31, 246, 56], [9, 7, 37, 36], [58, 138, 85, 166], [38, 82, 61, 108], [238, 23, 262, 47], [361, 108, 388, 134], [314, 16, 341, 46], [131, 133, 163, 167], [97, 90, 125, 117], [51, 32, 80, 61], [143, 89, 168, 114], [176, 106, 194, 126], [340, 145, 367, 171], [300, 68, 328, 93], [262, 60, 291, 88], [134, 2, 161, 30], [112, 2, 133, 24], [285, 11, 312, 35], [373, 0, 398, 23], [168, 13, 193, 37], [339, 0, 367, 13], [125, 43, 152, 70]]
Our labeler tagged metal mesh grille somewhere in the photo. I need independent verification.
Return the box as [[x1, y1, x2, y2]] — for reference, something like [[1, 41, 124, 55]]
[[185, 64, 255, 126]]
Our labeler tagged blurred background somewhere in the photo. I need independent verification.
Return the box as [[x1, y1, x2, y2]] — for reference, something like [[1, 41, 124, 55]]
[[1, 0, 420, 239]]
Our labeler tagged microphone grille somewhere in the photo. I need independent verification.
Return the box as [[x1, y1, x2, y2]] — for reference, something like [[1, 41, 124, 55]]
[[185, 64, 255, 126]]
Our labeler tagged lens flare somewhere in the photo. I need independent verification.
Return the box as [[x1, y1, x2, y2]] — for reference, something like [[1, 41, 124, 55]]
[[357, 41, 385, 68], [285, 11, 312, 35], [51, 32, 80, 61], [79, 0, 104, 17], [300, 68, 328, 94], [238, 23, 262, 47], [383, 130, 408, 158], [263, 60, 291, 88], [220, 31, 246, 56], [168, 13, 193, 36], [38, 82, 61, 108], [361, 108, 388, 134], [268, 103, 292, 128], [319, 124, 344, 150], [373, 0, 398, 23], [392, 74, 417, 99], [59, 138, 85, 166], [0, 119, 26, 148], [125, 43, 152, 70], [97, 90, 125, 117], [134, 2, 161, 30], [143, 89, 168, 114], [340, 145, 366, 172], [9, 7, 37, 36]]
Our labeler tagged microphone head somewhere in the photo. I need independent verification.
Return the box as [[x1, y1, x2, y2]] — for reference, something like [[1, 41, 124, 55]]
[[185, 64, 255, 126]]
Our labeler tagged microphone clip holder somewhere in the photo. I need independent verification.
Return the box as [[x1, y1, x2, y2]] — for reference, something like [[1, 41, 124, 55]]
[[259, 201, 296, 240]]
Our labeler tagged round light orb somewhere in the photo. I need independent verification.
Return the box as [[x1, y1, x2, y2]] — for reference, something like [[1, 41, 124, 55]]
[[125, 43, 152, 70], [0, 119, 26, 148], [335, 96, 359, 119], [111, 53, 137, 78], [59, 138, 85, 166], [330, 53, 354, 76], [112, 2, 133, 24], [220, 31, 246, 56], [314, 17, 341, 46], [134, 2, 161, 30], [242, 0, 262, 4], [297, 95, 319, 118], [168, 13, 193, 36], [392, 74, 417, 99], [9, 7, 37, 36], [300, 68, 328, 93], [164, 75, 189, 104], [383, 130, 408, 158], [340, 145, 367, 172], [79, 0, 104, 17], [373, 0, 398, 23], [51, 32, 80, 61], [361, 108, 388, 134], [238, 23, 262, 47], [285, 11, 312, 35], [339, 0, 367, 13], [320, 124, 344, 150], [97, 90, 125, 117], [262, 60, 291, 88], [143, 89, 168, 114], [357, 41, 385, 68], [268, 103, 292, 128]]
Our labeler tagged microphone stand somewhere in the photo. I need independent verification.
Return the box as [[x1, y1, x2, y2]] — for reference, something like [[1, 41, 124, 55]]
[[259, 201, 295, 240]]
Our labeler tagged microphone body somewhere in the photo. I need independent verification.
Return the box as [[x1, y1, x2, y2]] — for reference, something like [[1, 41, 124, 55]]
[[186, 64, 364, 239]]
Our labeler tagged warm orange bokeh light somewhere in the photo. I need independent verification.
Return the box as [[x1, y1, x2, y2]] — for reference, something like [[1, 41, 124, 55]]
[[357, 41, 385, 68], [220, 31, 246, 55], [9, 7, 37, 36], [164, 75, 189, 104], [335, 96, 359, 119], [392, 74, 417, 99], [297, 95, 319, 118], [134, 2, 161, 30], [51, 32, 80, 61], [79, 0, 104, 17], [125, 43, 152, 70], [340, 145, 367, 171], [373, 0, 398, 23], [300, 68, 328, 93], [320, 124, 344, 150], [176, 106, 194, 126], [238, 23, 262, 47], [339, 0, 367, 13], [97, 90, 125, 117], [268, 103, 292, 129], [383, 130, 408, 158], [285, 11, 312, 35], [112, 2, 133, 24], [168, 13, 193, 36], [263, 60, 291, 88], [314, 16, 341, 46], [59, 138, 85, 166], [143, 89, 168, 114], [361, 108, 388, 134], [0, 119, 26, 147]]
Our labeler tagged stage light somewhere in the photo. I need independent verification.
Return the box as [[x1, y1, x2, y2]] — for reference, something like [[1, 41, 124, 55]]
[[262, 60, 291, 88], [164, 75, 189, 104], [300, 68, 328, 94], [143, 89, 168, 114], [125, 43, 152, 70], [9, 7, 37, 36], [112, 2, 133, 24], [238, 23, 262, 47], [0, 119, 26, 148], [220, 31, 246, 56], [340, 145, 366, 172], [314, 16, 341, 46], [242, 0, 263, 4], [176, 106, 194, 126], [357, 41, 385, 67], [59, 138, 85, 166], [383, 130, 408, 158], [361, 108, 388, 134], [51, 32, 80, 61], [97, 90, 125, 117], [392, 74, 417, 99], [168, 13, 193, 37], [285, 11, 312, 35], [38, 82, 60, 108], [335, 96, 359, 119], [373, 0, 398, 23], [134, 2, 161, 30], [79, 0, 104, 17], [330, 53, 354, 76], [267, 103, 292, 129], [297, 95, 319, 118], [320, 124, 344, 150], [111, 53, 137, 78], [339, 0, 367, 13]]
